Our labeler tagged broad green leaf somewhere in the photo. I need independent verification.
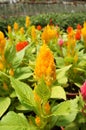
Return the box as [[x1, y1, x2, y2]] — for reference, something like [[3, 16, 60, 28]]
[[14, 67, 33, 80], [0, 111, 37, 130], [11, 49, 25, 68], [5, 43, 16, 64], [10, 77, 36, 110], [35, 78, 51, 101], [51, 98, 78, 126], [0, 97, 11, 118], [56, 65, 72, 84], [51, 86, 66, 100]]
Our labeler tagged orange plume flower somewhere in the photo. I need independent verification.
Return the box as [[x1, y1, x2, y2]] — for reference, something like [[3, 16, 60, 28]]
[[34, 43, 56, 86]]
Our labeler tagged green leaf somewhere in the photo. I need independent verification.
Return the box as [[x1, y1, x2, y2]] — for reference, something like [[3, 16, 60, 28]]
[[11, 49, 25, 68], [65, 122, 79, 130], [51, 86, 66, 100], [35, 78, 51, 101], [0, 97, 11, 118], [0, 111, 30, 130], [10, 77, 36, 110], [14, 67, 33, 80], [56, 65, 72, 85], [51, 98, 78, 126], [5, 43, 27, 68]]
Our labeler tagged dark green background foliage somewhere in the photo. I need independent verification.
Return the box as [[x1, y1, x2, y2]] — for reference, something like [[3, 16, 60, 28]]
[[0, 13, 86, 35]]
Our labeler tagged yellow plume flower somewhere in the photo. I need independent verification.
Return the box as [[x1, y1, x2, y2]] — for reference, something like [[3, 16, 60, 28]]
[[14, 22, 18, 31], [81, 21, 86, 47], [31, 26, 36, 42], [0, 31, 6, 54], [34, 43, 56, 86], [19, 27, 24, 34], [35, 116, 41, 127], [25, 16, 30, 28], [7, 25, 12, 33], [0, 31, 4, 40], [44, 102, 51, 114], [0, 60, 4, 70], [42, 25, 57, 43]]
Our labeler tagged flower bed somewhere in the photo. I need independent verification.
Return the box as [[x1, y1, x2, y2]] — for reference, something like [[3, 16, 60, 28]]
[[0, 16, 86, 129]]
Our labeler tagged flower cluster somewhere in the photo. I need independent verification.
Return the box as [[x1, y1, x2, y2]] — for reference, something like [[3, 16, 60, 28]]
[[34, 43, 56, 86]]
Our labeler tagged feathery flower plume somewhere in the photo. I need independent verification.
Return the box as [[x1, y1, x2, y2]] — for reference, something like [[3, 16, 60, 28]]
[[34, 43, 56, 86]]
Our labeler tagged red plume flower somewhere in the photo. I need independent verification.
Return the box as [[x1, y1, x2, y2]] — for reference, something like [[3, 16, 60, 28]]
[[16, 41, 28, 52]]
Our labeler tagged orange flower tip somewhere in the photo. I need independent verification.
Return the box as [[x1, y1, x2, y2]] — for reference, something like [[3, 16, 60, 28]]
[[35, 116, 41, 127]]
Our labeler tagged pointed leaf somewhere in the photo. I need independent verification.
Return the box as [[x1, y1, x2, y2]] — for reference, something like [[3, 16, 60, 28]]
[[10, 77, 36, 109], [0, 97, 11, 118], [52, 98, 78, 126], [14, 67, 33, 80], [56, 65, 72, 84], [0, 111, 30, 130], [51, 86, 66, 100], [35, 78, 51, 101]]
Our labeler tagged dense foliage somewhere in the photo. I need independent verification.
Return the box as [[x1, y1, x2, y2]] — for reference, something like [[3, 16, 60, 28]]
[[0, 13, 86, 36]]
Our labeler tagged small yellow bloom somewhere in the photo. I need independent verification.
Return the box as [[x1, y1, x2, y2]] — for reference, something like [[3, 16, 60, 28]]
[[34, 91, 41, 103], [7, 25, 12, 33], [35, 116, 41, 127], [34, 43, 56, 86], [14, 22, 18, 31], [25, 16, 30, 27], [44, 102, 51, 114], [19, 27, 24, 34], [9, 68, 14, 76], [31, 26, 36, 42], [0, 61, 4, 70]]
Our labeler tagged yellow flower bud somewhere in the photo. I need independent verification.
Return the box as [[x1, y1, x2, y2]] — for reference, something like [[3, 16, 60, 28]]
[[25, 16, 30, 27], [35, 116, 41, 127], [14, 22, 18, 31], [7, 25, 12, 33], [9, 69, 14, 76]]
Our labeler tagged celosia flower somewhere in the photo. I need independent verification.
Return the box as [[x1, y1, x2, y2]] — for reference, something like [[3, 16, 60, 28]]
[[36, 25, 42, 31], [44, 102, 51, 114], [67, 26, 73, 33], [0, 31, 6, 54], [25, 16, 30, 27], [75, 30, 81, 40], [80, 81, 86, 101], [14, 22, 18, 31], [31, 26, 36, 42], [81, 22, 86, 47], [58, 38, 64, 47], [41, 25, 57, 43], [0, 60, 4, 70], [77, 24, 82, 30], [35, 116, 41, 126], [16, 41, 28, 52], [34, 43, 56, 86], [19, 27, 24, 34], [7, 25, 12, 33]]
